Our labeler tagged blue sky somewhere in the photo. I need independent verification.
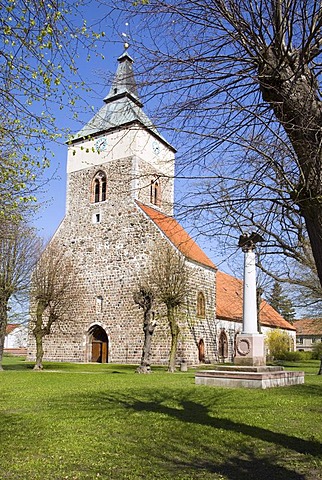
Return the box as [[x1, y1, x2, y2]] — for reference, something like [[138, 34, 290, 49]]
[[30, 4, 240, 277]]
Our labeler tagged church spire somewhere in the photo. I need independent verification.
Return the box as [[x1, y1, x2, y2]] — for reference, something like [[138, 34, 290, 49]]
[[103, 45, 142, 107]]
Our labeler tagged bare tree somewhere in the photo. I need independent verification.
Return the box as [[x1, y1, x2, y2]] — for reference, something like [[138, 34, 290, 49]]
[[0, 221, 40, 370], [30, 242, 79, 370], [133, 286, 156, 373], [149, 246, 188, 373], [102, 0, 322, 289]]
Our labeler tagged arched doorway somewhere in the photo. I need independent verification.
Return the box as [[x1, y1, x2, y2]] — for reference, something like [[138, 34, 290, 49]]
[[218, 330, 228, 359], [198, 339, 205, 362], [88, 325, 108, 363]]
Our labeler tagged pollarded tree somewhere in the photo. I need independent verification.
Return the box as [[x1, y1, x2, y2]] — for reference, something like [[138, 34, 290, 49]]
[[104, 0, 322, 290], [149, 246, 188, 373], [30, 242, 80, 370], [0, 221, 40, 370], [133, 286, 156, 373]]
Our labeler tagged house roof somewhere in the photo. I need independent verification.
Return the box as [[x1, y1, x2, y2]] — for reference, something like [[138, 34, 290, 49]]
[[6, 324, 21, 334], [293, 318, 322, 335], [72, 49, 174, 150], [136, 201, 216, 270], [216, 270, 296, 331]]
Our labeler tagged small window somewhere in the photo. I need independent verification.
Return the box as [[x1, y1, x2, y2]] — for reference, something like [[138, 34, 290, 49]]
[[197, 292, 205, 317], [311, 338, 316, 344], [150, 179, 161, 207], [92, 213, 101, 224], [298, 337, 303, 344], [96, 296, 103, 314], [91, 171, 107, 203]]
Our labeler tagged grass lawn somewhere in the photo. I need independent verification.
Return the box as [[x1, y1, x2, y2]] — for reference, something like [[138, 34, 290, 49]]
[[0, 357, 321, 480]]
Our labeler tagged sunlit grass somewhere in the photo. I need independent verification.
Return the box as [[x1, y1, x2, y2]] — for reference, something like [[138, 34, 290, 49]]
[[1, 356, 321, 479]]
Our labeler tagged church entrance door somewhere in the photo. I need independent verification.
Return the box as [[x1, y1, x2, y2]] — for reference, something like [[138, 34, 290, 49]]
[[89, 325, 108, 363]]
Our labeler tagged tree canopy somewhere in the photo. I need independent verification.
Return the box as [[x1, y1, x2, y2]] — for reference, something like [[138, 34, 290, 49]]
[[105, 0, 322, 290], [0, 0, 105, 219]]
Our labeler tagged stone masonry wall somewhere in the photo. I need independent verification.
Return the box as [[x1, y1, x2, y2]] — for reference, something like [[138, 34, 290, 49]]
[[28, 155, 217, 366]]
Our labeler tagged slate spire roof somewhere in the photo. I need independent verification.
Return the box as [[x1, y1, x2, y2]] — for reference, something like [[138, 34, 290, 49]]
[[72, 46, 174, 149]]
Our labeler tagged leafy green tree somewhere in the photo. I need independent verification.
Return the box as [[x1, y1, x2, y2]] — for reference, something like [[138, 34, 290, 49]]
[[0, 0, 104, 218], [268, 281, 295, 323], [265, 329, 293, 360]]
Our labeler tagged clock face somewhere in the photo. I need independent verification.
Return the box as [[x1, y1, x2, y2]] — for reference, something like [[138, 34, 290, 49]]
[[95, 137, 108, 152], [152, 141, 160, 155]]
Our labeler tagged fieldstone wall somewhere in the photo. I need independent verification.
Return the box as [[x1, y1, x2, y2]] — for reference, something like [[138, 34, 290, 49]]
[[28, 155, 217, 366]]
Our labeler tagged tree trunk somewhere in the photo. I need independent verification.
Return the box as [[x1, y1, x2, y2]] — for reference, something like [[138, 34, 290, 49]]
[[0, 297, 9, 371], [137, 309, 156, 374], [318, 359, 322, 376], [33, 303, 46, 370], [33, 330, 44, 370], [258, 46, 322, 287], [167, 306, 180, 373]]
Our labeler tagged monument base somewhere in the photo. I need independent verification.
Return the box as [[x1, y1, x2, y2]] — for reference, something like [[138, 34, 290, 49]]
[[234, 333, 266, 366], [195, 366, 305, 389]]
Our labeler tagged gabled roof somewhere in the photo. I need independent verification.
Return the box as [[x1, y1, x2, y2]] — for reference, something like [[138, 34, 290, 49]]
[[294, 318, 322, 335], [216, 270, 296, 331], [6, 324, 21, 334], [136, 201, 216, 270], [72, 49, 174, 150]]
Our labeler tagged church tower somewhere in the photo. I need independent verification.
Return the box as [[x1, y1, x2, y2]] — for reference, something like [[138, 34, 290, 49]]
[[66, 47, 176, 222]]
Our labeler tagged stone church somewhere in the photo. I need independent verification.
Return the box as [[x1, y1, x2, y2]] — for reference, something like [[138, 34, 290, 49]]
[[28, 47, 219, 366], [27, 47, 296, 366]]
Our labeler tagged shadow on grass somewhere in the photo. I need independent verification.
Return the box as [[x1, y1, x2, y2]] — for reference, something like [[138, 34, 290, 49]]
[[159, 444, 306, 480], [120, 397, 321, 457]]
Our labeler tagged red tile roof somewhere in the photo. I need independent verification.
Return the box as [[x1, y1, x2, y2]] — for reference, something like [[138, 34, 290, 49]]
[[294, 318, 322, 335], [6, 324, 20, 334], [216, 270, 296, 331], [136, 202, 216, 269]]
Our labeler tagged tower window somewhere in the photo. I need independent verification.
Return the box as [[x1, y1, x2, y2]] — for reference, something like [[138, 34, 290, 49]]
[[150, 179, 161, 207], [91, 171, 107, 203], [197, 292, 205, 317]]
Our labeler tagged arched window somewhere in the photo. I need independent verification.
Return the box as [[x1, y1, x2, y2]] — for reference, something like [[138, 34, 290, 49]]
[[218, 330, 228, 358], [150, 178, 161, 207], [91, 171, 107, 203], [197, 292, 206, 317]]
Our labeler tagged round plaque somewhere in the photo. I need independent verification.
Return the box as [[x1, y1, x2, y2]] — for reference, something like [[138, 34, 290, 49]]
[[236, 338, 251, 356]]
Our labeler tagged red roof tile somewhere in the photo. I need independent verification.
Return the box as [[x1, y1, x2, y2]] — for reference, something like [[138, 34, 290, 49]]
[[216, 270, 296, 330], [6, 324, 20, 334], [136, 202, 216, 269], [293, 318, 322, 335]]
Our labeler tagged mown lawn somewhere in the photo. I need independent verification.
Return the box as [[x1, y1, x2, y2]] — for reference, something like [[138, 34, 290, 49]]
[[0, 357, 321, 480]]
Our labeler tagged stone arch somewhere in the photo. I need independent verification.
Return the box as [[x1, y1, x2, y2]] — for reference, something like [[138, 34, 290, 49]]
[[86, 323, 109, 363], [218, 330, 228, 359]]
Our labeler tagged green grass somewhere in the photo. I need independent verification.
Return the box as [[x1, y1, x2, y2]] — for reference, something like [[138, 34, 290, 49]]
[[0, 357, 321, 480]]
